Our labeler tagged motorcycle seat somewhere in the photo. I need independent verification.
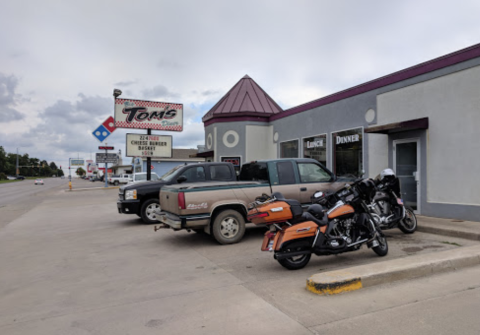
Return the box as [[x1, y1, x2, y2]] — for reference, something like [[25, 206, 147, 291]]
[[272, 192, 301, 208], [301, 211, 328, 227]]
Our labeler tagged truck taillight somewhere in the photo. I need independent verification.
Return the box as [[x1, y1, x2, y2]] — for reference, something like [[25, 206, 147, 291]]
[[178, 192, 186, 209]]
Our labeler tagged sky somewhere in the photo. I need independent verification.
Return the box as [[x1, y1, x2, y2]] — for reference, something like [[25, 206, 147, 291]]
[[1, 0, 479, 174]]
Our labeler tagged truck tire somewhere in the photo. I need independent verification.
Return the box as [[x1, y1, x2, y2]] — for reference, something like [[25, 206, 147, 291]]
[[114, 180, 119, 186], [212, 209, 246, 245], [140, 198, 161, 224]]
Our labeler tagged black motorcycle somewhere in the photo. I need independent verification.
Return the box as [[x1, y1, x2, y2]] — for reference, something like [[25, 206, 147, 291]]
[[313, 169, 417, 234], [369, 169, 417, 234]]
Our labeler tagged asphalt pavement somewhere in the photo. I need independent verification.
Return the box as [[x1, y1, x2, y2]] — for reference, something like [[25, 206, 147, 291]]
[[0, 185, 479, 334]]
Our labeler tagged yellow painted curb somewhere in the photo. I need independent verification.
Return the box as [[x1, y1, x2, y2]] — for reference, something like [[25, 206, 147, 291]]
[[306, 277, 363, 295]]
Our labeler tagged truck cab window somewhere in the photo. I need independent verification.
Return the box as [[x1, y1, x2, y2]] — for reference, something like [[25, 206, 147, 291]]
[[277, 161, 295, 184], [210, 165, 231, 180], [180, 166, 206, 182], [297, 163, 332, 182], [239, 163, 268, 181]]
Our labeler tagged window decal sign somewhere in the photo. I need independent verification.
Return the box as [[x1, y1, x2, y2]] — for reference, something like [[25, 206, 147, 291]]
[[221, 156, 241, 167], [115, 98, 183, 131]]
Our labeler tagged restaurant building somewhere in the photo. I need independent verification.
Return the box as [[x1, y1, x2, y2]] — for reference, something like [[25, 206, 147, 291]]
[[200, 43, 480, 221]]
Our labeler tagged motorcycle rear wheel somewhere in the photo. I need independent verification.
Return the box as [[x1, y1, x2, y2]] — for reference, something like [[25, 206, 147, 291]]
[[398, 206, 417, 234], [278, 253, 311, 270], [277, 242, 312, 270]]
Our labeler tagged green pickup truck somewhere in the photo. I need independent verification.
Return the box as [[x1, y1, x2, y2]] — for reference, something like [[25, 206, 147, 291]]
[[157, 158, 345, 244]]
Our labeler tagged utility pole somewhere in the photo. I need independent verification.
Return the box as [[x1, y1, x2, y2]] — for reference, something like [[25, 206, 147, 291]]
[[16, 148, 19, 176]]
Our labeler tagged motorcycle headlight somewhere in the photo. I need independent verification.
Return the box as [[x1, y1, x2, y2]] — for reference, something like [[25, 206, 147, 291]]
[[125, 189, 137, 200]]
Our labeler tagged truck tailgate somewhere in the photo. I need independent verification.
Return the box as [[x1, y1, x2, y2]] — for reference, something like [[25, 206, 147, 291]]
[[160, 187, 179, 214]]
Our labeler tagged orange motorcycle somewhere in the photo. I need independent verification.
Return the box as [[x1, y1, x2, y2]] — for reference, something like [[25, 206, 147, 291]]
[[247, 179, 388, 270]]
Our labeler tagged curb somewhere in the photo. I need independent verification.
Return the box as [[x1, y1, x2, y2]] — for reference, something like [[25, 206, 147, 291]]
[[306, 244, 480, 295]]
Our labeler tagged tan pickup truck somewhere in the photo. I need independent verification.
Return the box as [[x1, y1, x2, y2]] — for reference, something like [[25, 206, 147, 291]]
[[157, 158, 345, 244]]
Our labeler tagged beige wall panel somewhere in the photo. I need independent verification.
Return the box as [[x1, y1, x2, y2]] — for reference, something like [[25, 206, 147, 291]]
[[245, 125, 275, 162], [378, 65, 480, 205], [367, 133, 389, 178]]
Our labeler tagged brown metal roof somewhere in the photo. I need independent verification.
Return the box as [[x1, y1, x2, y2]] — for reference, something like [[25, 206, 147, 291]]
[[202, 75, 283, 122]]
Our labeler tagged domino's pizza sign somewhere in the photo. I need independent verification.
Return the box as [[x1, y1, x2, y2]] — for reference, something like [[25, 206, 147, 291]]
[[93, 116, 116, 142]]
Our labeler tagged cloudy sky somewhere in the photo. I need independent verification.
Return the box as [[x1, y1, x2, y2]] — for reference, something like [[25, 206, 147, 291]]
[[1, 0, 479, 173]]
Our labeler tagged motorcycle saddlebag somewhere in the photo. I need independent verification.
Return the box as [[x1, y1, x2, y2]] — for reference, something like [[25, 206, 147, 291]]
[[247, 201, 294, 224]]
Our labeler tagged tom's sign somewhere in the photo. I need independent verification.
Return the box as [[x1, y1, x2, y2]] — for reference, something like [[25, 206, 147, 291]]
[[115, 98, 183, 131]]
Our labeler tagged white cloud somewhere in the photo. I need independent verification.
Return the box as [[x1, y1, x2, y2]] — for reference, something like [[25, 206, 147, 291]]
[[1, 0, 479, 168]]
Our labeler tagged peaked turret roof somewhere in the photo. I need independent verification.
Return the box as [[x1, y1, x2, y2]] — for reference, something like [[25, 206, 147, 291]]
[[202, 75, 283, 123]]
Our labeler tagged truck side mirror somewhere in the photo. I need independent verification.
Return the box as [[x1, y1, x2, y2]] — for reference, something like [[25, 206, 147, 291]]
[[177, 176, 187, 183]]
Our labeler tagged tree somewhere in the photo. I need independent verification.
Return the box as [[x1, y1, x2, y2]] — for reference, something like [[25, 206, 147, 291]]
[[76, 167, 86, 176], [0, 146, 6, 174], [49, 162, 58, 170]]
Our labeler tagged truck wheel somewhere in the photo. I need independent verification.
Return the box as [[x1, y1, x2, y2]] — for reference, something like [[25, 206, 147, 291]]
[[212, 210, 245, 245], [114, 180, 119, 186], [140, 198, 161, 224]]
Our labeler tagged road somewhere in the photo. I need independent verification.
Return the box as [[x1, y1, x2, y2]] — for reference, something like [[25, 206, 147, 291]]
[[0, 178, 68, 230], [0, 187, 479, 334], [0, 177, 110, 229]]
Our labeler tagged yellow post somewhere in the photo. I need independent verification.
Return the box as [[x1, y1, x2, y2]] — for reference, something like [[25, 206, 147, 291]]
[[69, 181, 72, 191]]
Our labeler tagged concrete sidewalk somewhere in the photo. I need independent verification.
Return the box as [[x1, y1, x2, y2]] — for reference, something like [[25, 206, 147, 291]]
[[416, 215, 480, 241], [307, 215, 480, 295]]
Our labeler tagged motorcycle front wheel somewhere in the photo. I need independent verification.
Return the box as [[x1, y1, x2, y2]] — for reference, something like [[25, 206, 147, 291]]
[[372, 229, 388, 256], [398, 206, 417, 234]]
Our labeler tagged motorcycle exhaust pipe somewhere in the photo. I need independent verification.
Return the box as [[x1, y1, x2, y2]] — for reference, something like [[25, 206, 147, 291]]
[[274, 250, 311, 261]]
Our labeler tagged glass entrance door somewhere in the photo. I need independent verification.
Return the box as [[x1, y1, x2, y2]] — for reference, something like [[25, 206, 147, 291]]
[[394, 139, 420, 213]]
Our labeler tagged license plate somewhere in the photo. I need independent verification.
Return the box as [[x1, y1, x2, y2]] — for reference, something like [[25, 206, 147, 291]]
[[397, 198, 404, 205], [267, 239, 274, 250]]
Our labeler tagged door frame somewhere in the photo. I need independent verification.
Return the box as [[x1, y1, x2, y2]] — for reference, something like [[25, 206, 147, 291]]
[[393, 138, 421, 214]]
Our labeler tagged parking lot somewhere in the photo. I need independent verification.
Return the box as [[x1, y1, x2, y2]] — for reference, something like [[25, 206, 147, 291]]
[[1, 184, 479, 334]]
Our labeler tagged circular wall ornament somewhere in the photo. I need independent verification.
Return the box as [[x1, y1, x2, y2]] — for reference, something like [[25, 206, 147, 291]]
[[207, 133, 213, 149], [273, 132, 279, 142], [223, 130, 239, 148], [365, 109, 376, 123]]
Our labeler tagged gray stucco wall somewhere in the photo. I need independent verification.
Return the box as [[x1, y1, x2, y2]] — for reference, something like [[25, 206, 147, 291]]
[[204, 54, 480, 221]]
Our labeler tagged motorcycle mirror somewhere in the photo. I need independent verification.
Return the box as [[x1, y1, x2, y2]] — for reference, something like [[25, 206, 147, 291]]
[[313, 191, 324, 198]]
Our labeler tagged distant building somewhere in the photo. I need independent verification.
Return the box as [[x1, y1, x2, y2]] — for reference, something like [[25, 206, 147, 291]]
[[111, 148, 205, 177]]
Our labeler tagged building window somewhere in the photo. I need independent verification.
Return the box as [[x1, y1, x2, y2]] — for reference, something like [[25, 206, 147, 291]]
[[280, 139, 299, 158], [303, 134, 327, 167], [332, 128, 363, 180]]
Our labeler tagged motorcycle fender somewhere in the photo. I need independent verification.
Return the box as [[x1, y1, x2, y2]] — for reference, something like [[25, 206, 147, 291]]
[[275, 222, 322, 250]]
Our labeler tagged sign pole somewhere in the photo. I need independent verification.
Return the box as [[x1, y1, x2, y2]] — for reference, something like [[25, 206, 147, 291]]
[[104, 144, 109, 188], [147, 129, 151, 181]]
